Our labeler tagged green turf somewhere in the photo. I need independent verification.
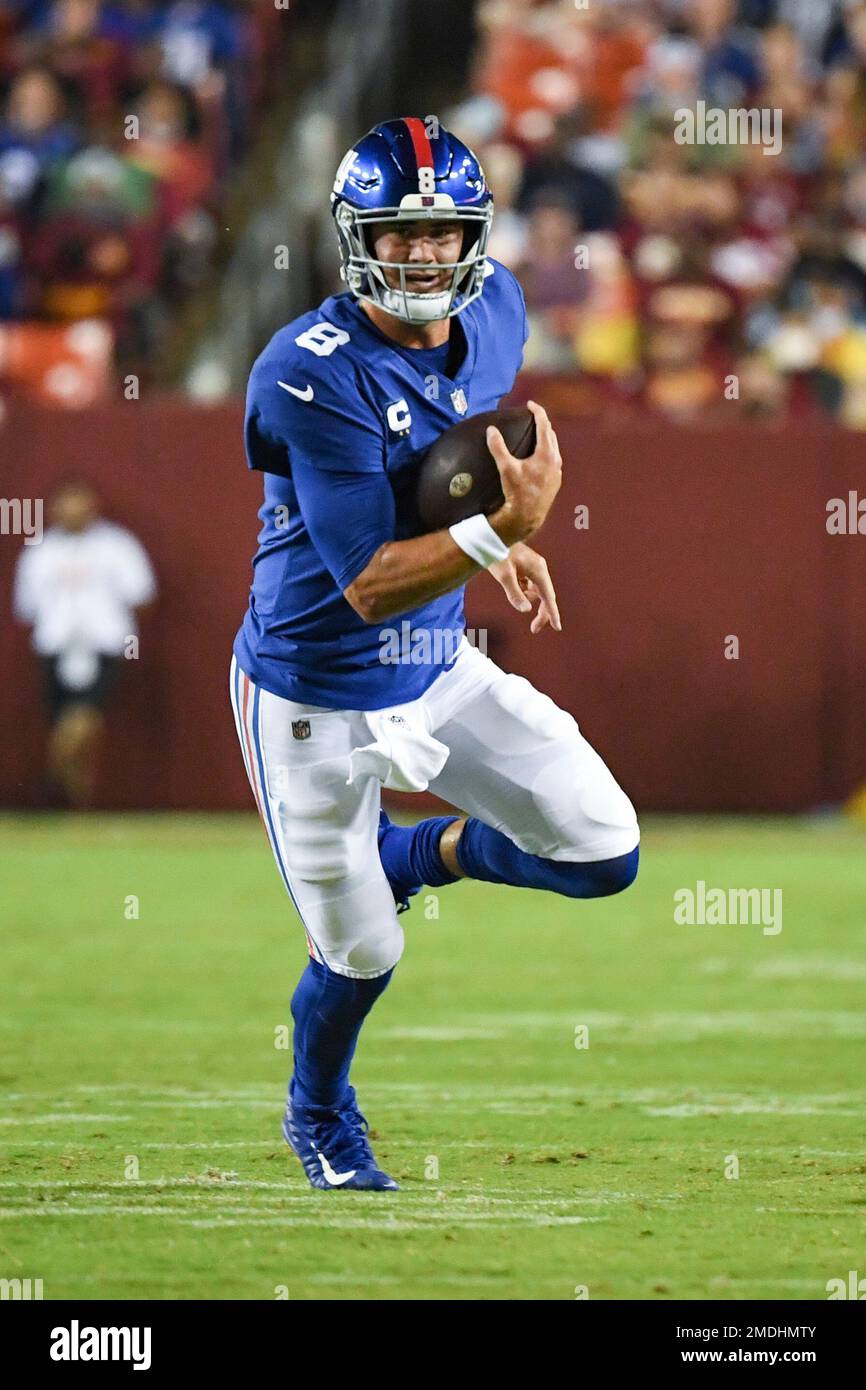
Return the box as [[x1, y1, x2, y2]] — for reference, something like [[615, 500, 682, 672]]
[[1, 812, 865, 1301]]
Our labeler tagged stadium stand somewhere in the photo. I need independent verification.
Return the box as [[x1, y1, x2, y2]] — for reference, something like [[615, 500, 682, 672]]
[[185, 0, 404, 399], [443, 0, 866, 425], [11, 0, 866, 429], [0, 0, 290, 404]]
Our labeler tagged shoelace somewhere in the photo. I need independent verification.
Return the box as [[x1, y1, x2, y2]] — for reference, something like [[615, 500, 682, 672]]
[[308, 1100, 376, 1170]]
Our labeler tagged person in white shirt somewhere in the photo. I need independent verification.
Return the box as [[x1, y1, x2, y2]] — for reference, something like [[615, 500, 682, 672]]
[[13, 478, 157, 808]]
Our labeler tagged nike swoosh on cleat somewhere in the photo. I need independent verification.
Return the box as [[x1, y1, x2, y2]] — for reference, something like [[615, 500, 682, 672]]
[[317, 1150, 357, 1186], [278, 380, 314, 401]]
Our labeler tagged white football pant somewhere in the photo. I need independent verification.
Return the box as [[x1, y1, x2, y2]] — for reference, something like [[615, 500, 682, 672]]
[[230, 640, 639, 980]]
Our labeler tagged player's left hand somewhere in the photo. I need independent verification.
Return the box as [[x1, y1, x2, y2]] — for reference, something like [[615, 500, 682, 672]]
[[488, 542, 561, 634]]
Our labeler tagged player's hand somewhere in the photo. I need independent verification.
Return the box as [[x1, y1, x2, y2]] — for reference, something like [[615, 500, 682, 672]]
[[488, 542, 561, 635], [487, 400, 562, 545]]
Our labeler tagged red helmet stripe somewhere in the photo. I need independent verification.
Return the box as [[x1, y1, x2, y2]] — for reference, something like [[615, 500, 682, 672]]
[[403, 116, 434, 178]]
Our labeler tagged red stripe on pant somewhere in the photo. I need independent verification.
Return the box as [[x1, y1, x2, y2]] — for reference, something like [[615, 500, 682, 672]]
[[241, 671, 318, 963]]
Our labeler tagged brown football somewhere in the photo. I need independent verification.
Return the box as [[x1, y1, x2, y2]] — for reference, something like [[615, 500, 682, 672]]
[[415, 406, 536, 532]]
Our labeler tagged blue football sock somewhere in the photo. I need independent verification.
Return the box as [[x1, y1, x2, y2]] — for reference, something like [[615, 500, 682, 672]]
[[290, 958, 393, 1110], [377, 809, 460, 905], [455, 817, 639, 899]]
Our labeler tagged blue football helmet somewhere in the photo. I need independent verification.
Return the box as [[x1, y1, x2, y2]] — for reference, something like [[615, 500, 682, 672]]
[[330, 117, 494, 324]]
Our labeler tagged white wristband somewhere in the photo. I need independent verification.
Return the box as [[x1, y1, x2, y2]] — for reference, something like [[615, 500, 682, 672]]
[[448, 514, 510, 569]]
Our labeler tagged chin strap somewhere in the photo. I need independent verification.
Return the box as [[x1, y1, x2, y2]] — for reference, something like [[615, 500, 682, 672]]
[[380, 286, 454, 322]]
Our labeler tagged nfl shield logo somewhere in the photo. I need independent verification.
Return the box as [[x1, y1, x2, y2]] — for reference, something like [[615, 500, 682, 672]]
[[292, 720, 311, 741], [450, 388, 468, 415]]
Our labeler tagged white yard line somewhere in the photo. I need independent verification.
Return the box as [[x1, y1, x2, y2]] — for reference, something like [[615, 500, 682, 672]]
[[0, 1115, 132, 1125], [752, 958, 866, 981], [645, 1102, 860, 1117], [755, 1207, 866, 1216], [0, 1139, 276, 1150], [710, 1277, 827, 1289], [0, 1179, 642, 1206], [0, 1202, 604, 1229], [179, 1215, 601, 1230], [14, 1080, 866, 1103]]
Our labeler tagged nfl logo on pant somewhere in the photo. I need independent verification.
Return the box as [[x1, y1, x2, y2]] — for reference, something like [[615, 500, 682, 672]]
[[292, 720, 311, 741]]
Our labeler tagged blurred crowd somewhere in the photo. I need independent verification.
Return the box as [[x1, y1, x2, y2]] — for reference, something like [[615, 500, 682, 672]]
[[449, 0, 866, 425], [0, 0, 286, 402]]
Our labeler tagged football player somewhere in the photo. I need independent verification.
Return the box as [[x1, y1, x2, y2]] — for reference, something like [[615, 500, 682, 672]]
[[231, 118, 639, 1191]]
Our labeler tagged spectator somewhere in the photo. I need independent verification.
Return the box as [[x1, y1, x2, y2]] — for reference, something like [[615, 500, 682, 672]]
[[460, 0, 866, 425], [13, 477, 156, 808], [27, 0, 130, 132], [478, 140, 528, 266], [516, 110, 621, 231], [0, 64, 81, 172], [0, 148, 36, 317], [0, 0, 288, 394], [687, 0, 761, 109], [100, 0, 164, 49], [156, 1, 251, 162], [27, 146, 162, 359], [517, 194, 590, 368], [127, 79, 213, 226]]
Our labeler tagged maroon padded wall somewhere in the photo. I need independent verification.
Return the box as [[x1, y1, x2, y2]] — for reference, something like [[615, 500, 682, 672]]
[[1, 393, 864, 811]]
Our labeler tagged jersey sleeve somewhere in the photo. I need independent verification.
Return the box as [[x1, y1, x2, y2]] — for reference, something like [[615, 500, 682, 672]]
[[245, 351, 385, 479], [291, 457, 396, 592], [247, 349, 394, 592]]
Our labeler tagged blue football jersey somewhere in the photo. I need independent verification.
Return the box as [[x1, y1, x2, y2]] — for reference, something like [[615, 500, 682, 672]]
[[233, 258, 528, 709]]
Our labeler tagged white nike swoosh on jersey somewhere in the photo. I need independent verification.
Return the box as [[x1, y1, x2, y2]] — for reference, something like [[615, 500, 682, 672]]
[[278, 380, 314, 401], [317, 1150, 357, 1186]]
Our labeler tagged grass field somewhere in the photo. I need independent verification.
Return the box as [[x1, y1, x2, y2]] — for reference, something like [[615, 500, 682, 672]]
[[2, 812, 865, 1301]]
